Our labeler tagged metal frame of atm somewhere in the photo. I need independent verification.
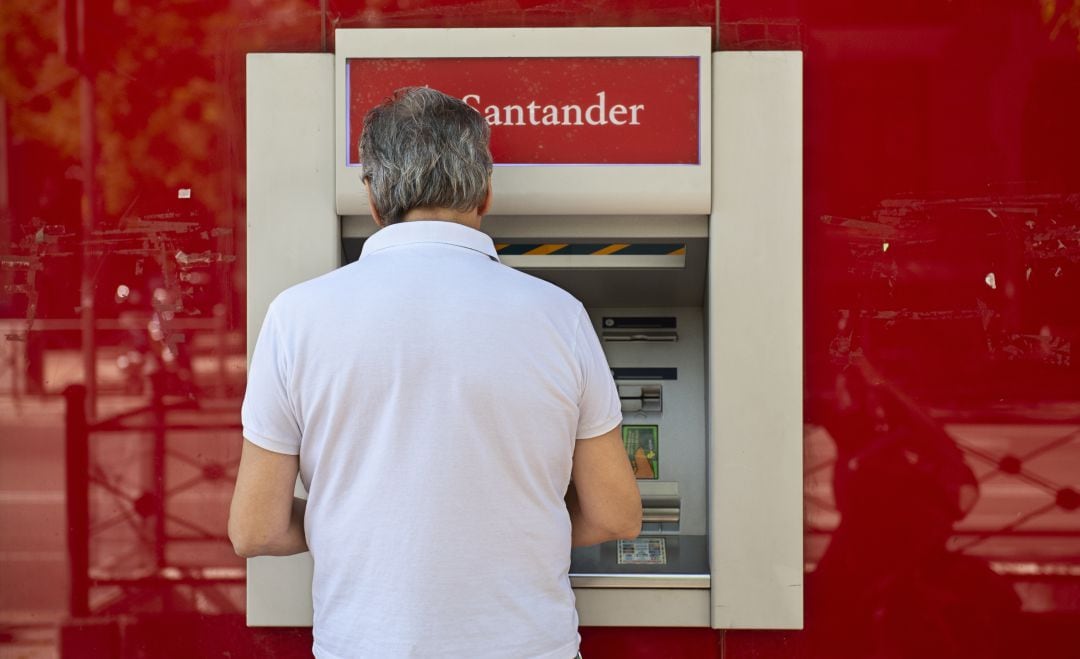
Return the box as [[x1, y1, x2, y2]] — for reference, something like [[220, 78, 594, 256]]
[[245, 28, 802, 630]]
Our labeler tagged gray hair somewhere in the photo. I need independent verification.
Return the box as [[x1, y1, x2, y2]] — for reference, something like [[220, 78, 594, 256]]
[[359, 87, 493, 225]]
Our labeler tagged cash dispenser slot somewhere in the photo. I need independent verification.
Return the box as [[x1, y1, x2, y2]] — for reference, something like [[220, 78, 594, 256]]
[[640, 481, 680, 525], [619, 384, 662, 414]]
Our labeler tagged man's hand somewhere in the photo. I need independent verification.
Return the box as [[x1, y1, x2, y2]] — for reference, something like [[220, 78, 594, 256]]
[[566, 425, 642, 547], [228, 439, 308, 557]]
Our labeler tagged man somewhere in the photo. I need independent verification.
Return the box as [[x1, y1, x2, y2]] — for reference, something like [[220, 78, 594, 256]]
[[229, 86, 641, 659]]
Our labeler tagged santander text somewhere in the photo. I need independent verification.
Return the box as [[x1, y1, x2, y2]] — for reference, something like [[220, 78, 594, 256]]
[[462, 92, 644, 127]]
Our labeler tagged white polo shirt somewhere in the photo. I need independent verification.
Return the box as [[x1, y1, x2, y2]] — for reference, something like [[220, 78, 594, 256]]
[[242, 220, 622, 659]]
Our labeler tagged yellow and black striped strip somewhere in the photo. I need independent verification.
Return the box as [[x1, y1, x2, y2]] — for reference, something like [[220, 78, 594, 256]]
[[495, 243, 685, 256]]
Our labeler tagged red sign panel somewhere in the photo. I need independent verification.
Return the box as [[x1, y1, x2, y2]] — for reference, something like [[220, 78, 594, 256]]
[[347, 57, 700, 166]]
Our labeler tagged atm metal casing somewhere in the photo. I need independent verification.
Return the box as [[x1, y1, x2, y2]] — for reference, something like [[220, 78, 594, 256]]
[[246, 27, 802, 630]]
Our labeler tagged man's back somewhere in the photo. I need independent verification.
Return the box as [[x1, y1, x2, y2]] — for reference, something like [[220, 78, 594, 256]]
[[242, 221, 622, 658]]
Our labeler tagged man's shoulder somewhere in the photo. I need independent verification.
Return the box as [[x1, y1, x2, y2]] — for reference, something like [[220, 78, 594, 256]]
[[267, 258, 586, 324], [266, 266, 354, 317], [488, 262, 586, 313]]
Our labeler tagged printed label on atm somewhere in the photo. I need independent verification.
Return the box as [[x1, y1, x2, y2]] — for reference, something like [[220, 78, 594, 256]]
[[623, 425, 659, 479], [617, 538, 667, 565]]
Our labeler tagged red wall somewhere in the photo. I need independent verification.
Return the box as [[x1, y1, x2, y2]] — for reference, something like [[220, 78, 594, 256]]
[[2, 0, 1079, 656]]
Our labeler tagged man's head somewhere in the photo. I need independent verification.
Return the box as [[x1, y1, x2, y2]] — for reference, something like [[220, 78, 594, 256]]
[[360, 87, 493, 226]]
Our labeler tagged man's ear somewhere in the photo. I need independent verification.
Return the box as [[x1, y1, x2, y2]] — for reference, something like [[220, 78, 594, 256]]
[[477, 177, 494, 217], [364, 180, 385, 228]]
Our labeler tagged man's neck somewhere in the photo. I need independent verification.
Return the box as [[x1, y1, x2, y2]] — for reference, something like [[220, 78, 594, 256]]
[[400, 207, 482, 230]]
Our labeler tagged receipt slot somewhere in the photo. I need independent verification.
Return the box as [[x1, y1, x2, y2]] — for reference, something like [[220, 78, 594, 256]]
[[246, 27, 802, 630]]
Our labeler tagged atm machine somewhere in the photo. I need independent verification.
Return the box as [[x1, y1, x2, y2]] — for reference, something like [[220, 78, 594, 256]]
[[246, 27, 802, 630]]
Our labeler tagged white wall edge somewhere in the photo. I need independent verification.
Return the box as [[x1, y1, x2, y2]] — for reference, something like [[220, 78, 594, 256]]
[[708, 50, 804, 630], [245, 52, 335, 626]]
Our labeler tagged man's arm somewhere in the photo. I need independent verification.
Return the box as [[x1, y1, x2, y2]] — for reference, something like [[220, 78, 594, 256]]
[[566, 425, 642, 547], [228, 439, 308, 557]]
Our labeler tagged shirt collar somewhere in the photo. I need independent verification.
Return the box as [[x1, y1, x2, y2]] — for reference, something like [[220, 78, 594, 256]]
[[360, 220, 500, 262]]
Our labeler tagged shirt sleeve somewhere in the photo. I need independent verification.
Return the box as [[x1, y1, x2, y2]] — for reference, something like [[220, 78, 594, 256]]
[[241, 302, 302, 455], [573, 307, 623, 439]]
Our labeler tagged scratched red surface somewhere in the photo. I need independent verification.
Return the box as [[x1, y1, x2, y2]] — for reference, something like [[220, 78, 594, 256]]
[[2, 0, 1079, 657]]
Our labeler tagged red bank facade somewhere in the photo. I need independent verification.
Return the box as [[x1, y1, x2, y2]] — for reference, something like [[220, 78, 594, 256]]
[[2, 2, 1080, 658]]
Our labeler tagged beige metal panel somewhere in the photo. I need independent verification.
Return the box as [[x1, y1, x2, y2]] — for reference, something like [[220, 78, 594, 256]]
[[246, 53, 339, 355], [245, 52, 335, 627], [481, 215, 709, 239], [574, 589, 711, 627], [247, 555, 314, 626], [708, 51, 804, 629], [341, 214, 709, 239], [335, 27, 712, 216]]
